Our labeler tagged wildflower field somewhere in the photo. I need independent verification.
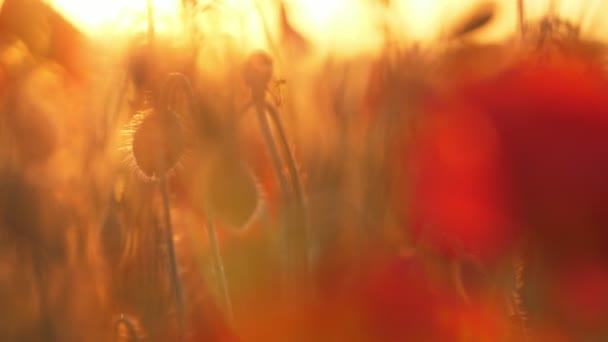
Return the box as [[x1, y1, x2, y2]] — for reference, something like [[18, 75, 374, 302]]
[[1, 0, 608, 340]]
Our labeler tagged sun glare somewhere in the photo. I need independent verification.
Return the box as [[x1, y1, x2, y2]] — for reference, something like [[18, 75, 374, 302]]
[[285, 0, 382, 55], [48, 0, 182, 36], [45, 0, 608, 54]]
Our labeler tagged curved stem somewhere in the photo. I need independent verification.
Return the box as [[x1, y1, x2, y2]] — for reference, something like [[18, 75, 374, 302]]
[[253, 101, 290, 201], [159, 175, 185, 340], [203, 210, 234, 325], [252, 100, 293, 289], [264, 102, 311, 274], [264, 102, 307, 213]]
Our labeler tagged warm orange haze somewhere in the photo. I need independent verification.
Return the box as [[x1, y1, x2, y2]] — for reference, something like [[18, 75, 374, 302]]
[[1, 0, 608, 341]]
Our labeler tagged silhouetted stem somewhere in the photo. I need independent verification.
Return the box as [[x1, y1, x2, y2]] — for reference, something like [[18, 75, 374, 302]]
[[264, 102, 307, 214], [203, 210, 234, 325], [159, 175, 185, 339], [146, 1, 183, 338], [252, 100, 293, 288], [159, 71, 237, 327], [264, 102, 311, 271]]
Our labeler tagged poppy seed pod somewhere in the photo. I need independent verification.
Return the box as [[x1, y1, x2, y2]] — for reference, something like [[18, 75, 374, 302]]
[[242, 50, 273, 98], [131, 110, 184, 179]]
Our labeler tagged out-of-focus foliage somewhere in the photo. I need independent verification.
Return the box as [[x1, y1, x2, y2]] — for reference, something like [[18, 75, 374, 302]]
[[1, 0, 608, 341]]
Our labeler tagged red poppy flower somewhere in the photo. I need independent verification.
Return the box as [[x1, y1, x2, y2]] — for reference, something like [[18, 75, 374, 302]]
[[356, 256, 457, 341], [409, 54, 608, 262], [409, 98, 513, 260], [550, 260, 608, 330], [234, 252, 512, 341]]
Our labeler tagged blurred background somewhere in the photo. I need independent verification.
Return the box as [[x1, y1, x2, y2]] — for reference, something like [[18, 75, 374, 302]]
[[1, 0, 608, 341]]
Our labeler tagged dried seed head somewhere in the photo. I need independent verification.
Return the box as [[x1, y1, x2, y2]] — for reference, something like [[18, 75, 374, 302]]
[[536, 17, 580, 42], [131, 110, 184, 179], [517, 16, 606, 70], [242, 50, 273, 98]]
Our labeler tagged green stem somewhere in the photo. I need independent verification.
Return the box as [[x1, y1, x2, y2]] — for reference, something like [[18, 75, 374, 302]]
[[159, 176, 185, 339], [203, 210, 234, 325], [264, 102, 307, 214], [253, 100, 293, 289], [264, 102, 311, 271]]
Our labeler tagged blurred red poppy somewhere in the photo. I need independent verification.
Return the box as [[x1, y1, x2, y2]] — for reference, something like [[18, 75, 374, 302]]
[[233, 252, 511, 341], [409, 98, 513, 260], [550, 260, 608, 330], [356, 256, 457, 341], [409, 54, 608, 262]]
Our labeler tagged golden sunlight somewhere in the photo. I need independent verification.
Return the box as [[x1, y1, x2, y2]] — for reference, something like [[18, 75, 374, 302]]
[[392, 0, 442, 40], [193, 0, 272, 51], [3, 0, 608, 341], [284, 0, 382, 55], [48, 0, 182, 36], [45, 0, 608, 53]]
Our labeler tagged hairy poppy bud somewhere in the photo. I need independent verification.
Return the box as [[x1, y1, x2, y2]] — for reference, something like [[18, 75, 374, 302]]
[[130, 110, 184, 179], [242, 50, 273, 99]]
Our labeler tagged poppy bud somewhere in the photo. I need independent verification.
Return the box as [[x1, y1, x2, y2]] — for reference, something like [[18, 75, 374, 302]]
[[130, 110, 184, 179], [242, 50, 273, 99]]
